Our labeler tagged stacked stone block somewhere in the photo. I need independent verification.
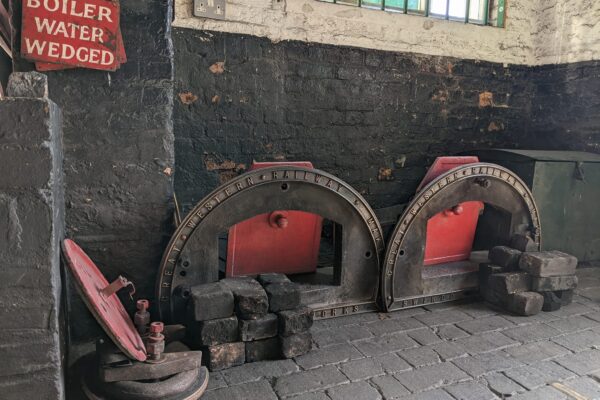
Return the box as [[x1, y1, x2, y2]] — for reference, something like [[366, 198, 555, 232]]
[[186, 274, 313, 371], [186, 281, 244, 371], [480, 235, 578, 316], [259, 274, 313, 359]]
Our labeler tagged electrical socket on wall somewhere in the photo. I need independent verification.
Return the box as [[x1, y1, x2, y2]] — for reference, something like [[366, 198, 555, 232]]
[[193, 0, 226, 20]]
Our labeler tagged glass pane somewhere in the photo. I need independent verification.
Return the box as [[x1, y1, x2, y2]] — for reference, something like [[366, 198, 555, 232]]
[[385, 0, 405, 11], [362, 0, 383, 9], [336, 0, 360, 6], [469, 0, 487, 21], [429, 0, 447, 16], [448, 0, 467, 19], [407, 0, 426, 12]]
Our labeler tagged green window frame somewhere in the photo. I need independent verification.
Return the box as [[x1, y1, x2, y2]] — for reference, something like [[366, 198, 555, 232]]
[[320, 0, 506, 27]]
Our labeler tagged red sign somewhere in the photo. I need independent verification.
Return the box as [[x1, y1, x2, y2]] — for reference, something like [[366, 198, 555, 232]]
[[34, 27, 126, 71], [21, 0, 124, 71]]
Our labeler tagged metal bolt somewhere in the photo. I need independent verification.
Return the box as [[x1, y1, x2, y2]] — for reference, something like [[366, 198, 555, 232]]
[[150, 321, 164, 334], [452, 205, 464, 215], [134, 299, 150, 335], [276, 215, 289, 228], [475, 177, 491, 188], [444, 205, 463, 217], [137, 299, 149, 311], [146, 322, 165, 362]]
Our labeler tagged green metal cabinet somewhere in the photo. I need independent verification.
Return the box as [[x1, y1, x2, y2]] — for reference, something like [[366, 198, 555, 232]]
[[470, 150, 600, 263]]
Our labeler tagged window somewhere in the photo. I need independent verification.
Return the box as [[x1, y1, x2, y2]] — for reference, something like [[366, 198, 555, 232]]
[[319, 0, 506, 27]]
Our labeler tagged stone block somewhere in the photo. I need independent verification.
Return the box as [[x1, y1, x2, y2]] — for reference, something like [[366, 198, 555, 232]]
[[395, 362, 470, 392], [481, 286, 507, 307], [510, 233, 537, 252], [273, 365, 348, 397], [557, 289, 574, 305], [531, 275, 578, 291], [327, 381, 383, 400], [239, 313, 278, 341], [203, 342, 245, 371], [479, 264, 503, 304], [257, 273, 290, 286], [451, 352, 524, 379], [456, 316, 515, 335], [188, 315, 239, 346], [187, 282, 234, 321], [265, 282, 301, 312], [454, 332, 516, 355], [504, 341, 569, 364], [519, 251, 578, 277], [506, 292, 544, 316], [221, 278, 269, 319], [406, 327, 442, 345], [489, 246, 522, 270], [398, 346, 440, 368], [503, 361, 576, 390], [555, 349, 600, 375], [445, 381, 500, 400], [7, 72, 48, 98], [294, 343, 362, 370], [541, 291, 562, 312], [220, 359, 298, 385], [0, 148, 53, 190], [245, 337, 281, 362], [339, 357, 384, 381], [281, 331, 312, 358], [488, 272, 531, 295], [371, 376, 410, 398], [202, 380, 278, 399], [483, 372, 527, 397], [278, 307, 314, 336], [478, 263, 503, 285], [503, 323, 561, 343]]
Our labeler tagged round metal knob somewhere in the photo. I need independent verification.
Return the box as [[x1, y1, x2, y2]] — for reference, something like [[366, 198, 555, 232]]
[[149, 322, 164, 334], [275, 215, 288, 228], [444, 205, 464, 216], [452, 205, 463, 215], [136, 299, 149, 311], [268, 211, 289, 229]]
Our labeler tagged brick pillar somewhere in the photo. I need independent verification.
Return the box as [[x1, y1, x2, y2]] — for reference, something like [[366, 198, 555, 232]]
[[0, 72, 65, 399]]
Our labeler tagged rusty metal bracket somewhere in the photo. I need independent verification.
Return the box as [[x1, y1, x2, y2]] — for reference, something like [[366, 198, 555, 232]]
[[156, 166, 384, 322], [100, 275, 136, 300], [381, 163, 541, 312]]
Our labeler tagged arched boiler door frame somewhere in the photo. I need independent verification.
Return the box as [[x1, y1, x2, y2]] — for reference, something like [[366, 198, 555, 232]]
[[381, 163, 541, 312], [156, 166, 385, 322]]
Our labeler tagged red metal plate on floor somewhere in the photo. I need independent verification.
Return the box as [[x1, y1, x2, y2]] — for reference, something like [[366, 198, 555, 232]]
[[62, 239, 146, 361]]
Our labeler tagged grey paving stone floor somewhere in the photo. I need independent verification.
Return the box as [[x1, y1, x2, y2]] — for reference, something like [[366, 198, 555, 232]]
[[203, 267, 600, 400]]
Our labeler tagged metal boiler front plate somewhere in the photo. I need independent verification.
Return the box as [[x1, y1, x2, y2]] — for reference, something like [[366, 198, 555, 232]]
[[62, 239, 147, 362]]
